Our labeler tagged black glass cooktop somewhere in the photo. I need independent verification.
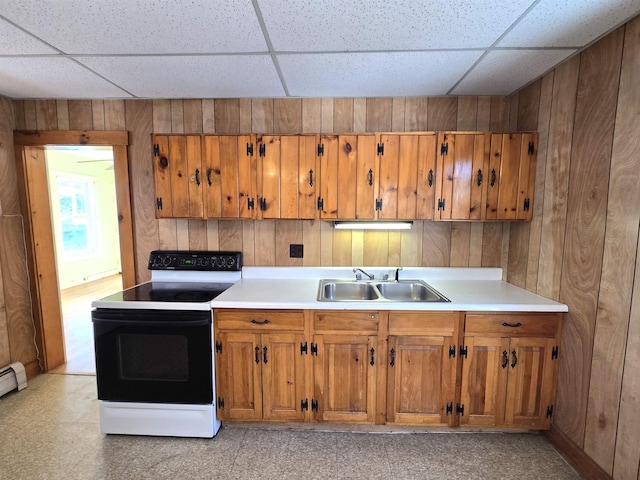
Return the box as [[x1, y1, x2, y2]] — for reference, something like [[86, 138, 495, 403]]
[[102, 282, 234, 303]]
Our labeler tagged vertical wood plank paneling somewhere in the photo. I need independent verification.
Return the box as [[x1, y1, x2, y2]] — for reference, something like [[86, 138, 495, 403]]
[[366, 98, 393, 131], [214, 99, 240, 133], [422, 222, 451, 267], [351, 230, 364, 266], [449, 223, 470, 267], [302, 220, 321, 266], [0, 253, 9, 367], [320, 221, 333, 266], [558, 28, 624, 456], [363, 231, 389, 266], [125, 100, 156, 283], [183, 99, 203, 133], [353, 98, 367, 132], [428, 97, 457, 130], [489, 97, 510, 131], [13, 100, 25, 130], [333, 99, 354, 132], [91, 100, 105, 130], [332, 229, 352, 266], [481, 223, 503, 267], [404, 98, 429, 131], [321, 99, 334, 133], [275, 220, 303, 266], [35, 100, 58, 130], [469, 223, 483, 267], [388, 231, 401, 265], [219, 220, 243, 252], [104, 100, 126, 130], [254, 220, 276, 265], [239, 99, 252, 132], [476, 96, 491, 130], [536, 56, 580, 301], [23, 100, 37, 129], [0, 98, 19, 215], [68, 100, 93, 130], [302, 99, 322, 133], [188, 220, 208, 250], [202, 99, 216, 133], [400, 221, 422, 266], [391, 98, 405, 132], [274, 99, 302, 134], [242, 221, 255, 265], [500, 223, 510, 280], [457, 97, 478, 130], [587, 22, 639, 474], [56, 100, 70, 130], [206, 221, 220, 250], [517, 80, 542, 131], [252, 99, 274, 133], [170, 100, 184, 133]]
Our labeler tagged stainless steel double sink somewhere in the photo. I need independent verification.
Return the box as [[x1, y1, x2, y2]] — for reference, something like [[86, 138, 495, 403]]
[[318, 279, 450, 303]]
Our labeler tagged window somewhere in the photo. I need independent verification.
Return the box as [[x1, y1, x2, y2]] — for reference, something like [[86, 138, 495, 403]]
[[56, 176, 100, 257]]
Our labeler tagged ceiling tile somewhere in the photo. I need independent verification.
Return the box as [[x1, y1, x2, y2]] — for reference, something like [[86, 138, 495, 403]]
[[0, 0, 268, 54], [278, 51, 484, 97], [498, 0, 640, 47], [76, 55, 286, 98], [0, 19, 57, 54], [259, 0, 533, 51], [451, 49, 577, 95], [0, 57, 130, 98]]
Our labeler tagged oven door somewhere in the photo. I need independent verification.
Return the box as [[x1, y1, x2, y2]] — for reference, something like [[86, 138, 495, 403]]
[[92, 309, 213, 404]]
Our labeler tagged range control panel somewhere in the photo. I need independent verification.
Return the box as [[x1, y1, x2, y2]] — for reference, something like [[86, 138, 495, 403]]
[[148, 250, 242, 271]]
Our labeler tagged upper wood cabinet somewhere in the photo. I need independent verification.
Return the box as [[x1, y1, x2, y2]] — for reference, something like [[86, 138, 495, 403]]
[[202, 135, 257, 219], [153, 134, 204, 218], [485, 132, 538, 221], [434, 132, 490, 221], [258, 134, 318, 220], [377, 133, 438, 220]]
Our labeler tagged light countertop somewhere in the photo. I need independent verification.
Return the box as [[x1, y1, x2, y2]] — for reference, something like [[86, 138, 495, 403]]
[[210, 267, 568, 313]]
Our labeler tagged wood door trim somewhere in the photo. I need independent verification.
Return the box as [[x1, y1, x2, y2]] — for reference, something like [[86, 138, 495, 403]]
[[14, 130, 129, 146]]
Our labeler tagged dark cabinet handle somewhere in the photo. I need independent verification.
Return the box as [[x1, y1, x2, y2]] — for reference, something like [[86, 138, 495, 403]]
[[389, 348, 395, 367], [502, 350, 509, 369], [309, 169, 314, 187], [477, 169, 483, 186], [428, 169, 433, 187], [255, 346, 260, 364], [502, 322, 522, 328], [368, 169, 373, 186], [206, 168, 213, 186], [250, 319, 270, 325], [370, 348, 375, 366], [263, 346, 268, 364], [490, 169, 496, 187], [511, 350, 518, 368], [195, 169, 200, 186]]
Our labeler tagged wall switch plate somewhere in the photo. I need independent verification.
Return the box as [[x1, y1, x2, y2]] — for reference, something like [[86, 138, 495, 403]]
[[290, 244, 303, 258]]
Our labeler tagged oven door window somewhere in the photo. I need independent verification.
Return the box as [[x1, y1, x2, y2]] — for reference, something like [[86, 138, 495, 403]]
[[93, 309, 212, 404]]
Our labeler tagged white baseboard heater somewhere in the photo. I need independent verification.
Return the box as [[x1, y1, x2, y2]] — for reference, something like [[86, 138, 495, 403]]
[[0, 362, 27, 398]]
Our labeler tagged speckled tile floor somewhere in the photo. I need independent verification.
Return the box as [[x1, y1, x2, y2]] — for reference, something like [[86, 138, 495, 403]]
[[0, 374, 581, 480]]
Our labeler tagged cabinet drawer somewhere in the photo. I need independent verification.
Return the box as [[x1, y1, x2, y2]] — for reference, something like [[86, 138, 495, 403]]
[[389, 312, 457, 335], [215, 309, 304, 331], [465, 313, 560, 337], [313, 311, 378, 334]]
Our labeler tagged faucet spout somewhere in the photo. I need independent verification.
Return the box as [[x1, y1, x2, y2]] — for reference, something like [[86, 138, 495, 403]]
[[394, 267, 403, 282], [353, 268, 375, 280]]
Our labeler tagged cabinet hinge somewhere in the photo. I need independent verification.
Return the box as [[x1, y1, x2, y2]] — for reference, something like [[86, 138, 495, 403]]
[[311, 399, 318, 412], [528, 141, 535, 155], [259, 198, 267, 211], [446, 402, 453, 416], [375, 199, 383, 211], [448, 345, 456, 358], [248, 198, 255, 210], [317, 143, 324, 156], [437, 198, 445, 211], [377, 143, 384, 156], [459, 345, 468, 358], [317, 197, 324, 211], [441, 143, 449, 156], [156, 197, 163, 210], [301, 399, 308, 411], [153, 144, 160, 157], [456, 403, 465, 416], [546, 405, 554, 418], [300, 342, 308, 355], [215, 341, 222, 354], [310, 343, 318, 356], [218, 397, 225, 410], [246, 142, 253, 156], [523, 198, 531, 211], [259, 143, 266, 157], [552, 345, 559, 360]]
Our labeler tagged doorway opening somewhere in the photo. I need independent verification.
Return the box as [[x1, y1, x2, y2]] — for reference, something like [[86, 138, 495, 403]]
[[44, 146, 123, 374]]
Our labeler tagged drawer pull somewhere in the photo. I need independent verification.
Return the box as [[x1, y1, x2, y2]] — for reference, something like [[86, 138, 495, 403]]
[[263, 346, 268, 364], [511, 350, 518, 369], [250, 319, 270, 325], [502, 350, 509, 369], [501, 322, 522, 328]]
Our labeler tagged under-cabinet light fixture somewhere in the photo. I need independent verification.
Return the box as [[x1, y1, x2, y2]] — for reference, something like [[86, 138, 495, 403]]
[[334, 221, 413, 230]]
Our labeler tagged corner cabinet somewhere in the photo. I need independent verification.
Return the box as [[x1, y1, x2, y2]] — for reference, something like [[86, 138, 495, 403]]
[[459, 312, 561, 429]]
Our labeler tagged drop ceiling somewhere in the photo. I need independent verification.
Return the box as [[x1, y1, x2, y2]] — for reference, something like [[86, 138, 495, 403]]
[[0, 0, 638, 99]]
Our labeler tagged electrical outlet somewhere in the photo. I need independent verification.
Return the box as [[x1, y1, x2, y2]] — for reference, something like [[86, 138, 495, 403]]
[[290, 244, 303, 258]]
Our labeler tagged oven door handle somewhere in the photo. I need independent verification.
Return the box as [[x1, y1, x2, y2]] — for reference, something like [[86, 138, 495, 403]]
[[92, 318, 211, 328]]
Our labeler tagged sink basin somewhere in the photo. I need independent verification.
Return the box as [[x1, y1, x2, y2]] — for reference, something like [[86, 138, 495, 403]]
[[317, 279, 449, 303]]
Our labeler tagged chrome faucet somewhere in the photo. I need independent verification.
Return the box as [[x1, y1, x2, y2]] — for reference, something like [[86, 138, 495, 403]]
[[353, 268, 374, 281]]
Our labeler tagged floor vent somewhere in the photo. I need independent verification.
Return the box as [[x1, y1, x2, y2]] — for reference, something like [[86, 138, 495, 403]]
[[0, 362, 27, 398]]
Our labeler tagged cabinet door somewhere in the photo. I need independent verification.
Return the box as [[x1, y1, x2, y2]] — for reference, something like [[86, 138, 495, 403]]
[[215, 331, 262, 421], [435, 132, 489, 220], [203, 135, 257, 219], [504, 337, 557, 429], [459, 336, 509, 426], [378, 134, 437, 220], [387, 335, 456, 426], [314, 334, 377, 423], [258, 135, 281, 218], [261, 333, 306, 421], [153, 135, 203, 218]]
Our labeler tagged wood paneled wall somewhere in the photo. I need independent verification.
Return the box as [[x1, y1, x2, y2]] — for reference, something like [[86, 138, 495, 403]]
[[511, 17, 640, 479]]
